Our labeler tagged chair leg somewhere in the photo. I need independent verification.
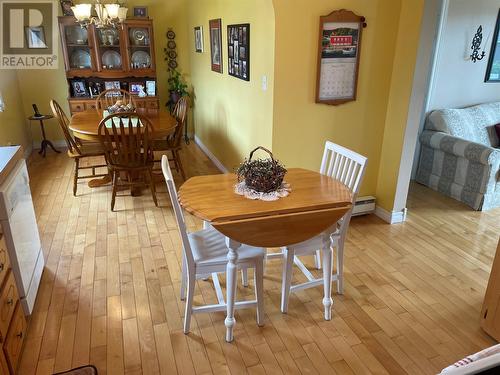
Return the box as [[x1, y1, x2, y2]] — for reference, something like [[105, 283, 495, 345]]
[[254, 258, 265, 326], [111, 170, 118, 211], [242, 268, 249, 287], [73, 158, 79, 196], [280, 248, 294, 313], [183, 270, 196, 334], [180, 255, 187, 300], [322, 246, 334, 321], [174, 150, 186, 180], [336, 239, 344, 295], [147, 169, 158, 207], [314, 249, 321, 270]]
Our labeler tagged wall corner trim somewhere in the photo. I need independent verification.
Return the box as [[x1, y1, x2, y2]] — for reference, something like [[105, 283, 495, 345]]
[[194, 135, 229, 174], [375, 206, 407, 224]]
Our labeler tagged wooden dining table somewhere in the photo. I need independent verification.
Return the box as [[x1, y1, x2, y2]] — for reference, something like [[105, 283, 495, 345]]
[[178, 168, 353, 342], [69, 108, 178, 187], [70, 108, 178, 142]]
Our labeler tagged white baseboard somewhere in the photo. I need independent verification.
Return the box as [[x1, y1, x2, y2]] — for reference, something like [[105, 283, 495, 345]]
[[194, 135, 228, 173], [375, 206, 407, 224]]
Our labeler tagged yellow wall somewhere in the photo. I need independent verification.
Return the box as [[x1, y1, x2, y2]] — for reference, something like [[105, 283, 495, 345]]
[[187, 0, 275, 170], [4, 0, 425, 212], [0, 71, 31, 150], [16, 0, 191, 144], [272, 0, 398, 198], [375, 0, 424, 210]]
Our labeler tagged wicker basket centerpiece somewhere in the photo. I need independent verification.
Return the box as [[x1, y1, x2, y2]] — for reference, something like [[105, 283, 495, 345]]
[[236, 146, 287, 194]]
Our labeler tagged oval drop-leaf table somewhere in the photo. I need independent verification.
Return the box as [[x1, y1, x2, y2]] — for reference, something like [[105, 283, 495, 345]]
[[178, 168, 352, 341]]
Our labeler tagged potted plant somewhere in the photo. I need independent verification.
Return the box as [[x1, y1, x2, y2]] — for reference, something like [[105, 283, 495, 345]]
[[167, 69, 190, 111]]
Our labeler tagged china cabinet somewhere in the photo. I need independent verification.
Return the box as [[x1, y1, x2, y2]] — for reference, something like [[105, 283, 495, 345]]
[[59, 16, 159, 114]]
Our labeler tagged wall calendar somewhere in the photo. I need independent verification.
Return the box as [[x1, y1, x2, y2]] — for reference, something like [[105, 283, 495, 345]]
[[316, 9, 367, 105]]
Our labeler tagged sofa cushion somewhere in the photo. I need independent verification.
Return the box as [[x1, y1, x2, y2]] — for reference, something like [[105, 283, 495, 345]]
[[426, 102, 500, 147]]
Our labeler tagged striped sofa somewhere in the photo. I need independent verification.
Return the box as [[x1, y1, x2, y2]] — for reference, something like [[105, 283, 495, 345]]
[[415, 102, 500, 211]]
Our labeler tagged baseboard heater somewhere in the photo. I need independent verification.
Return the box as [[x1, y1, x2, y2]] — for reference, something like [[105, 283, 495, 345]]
[[352, 195, 376, 216]]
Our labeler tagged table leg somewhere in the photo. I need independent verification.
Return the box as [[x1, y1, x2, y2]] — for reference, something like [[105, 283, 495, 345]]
[[45, 140, 61, 154], [322, 246, 334, 320], [88, 174, 112, 188], [225, 237, 240, 342], [88, 166, 112, 188], [38, 121, 60, 157]]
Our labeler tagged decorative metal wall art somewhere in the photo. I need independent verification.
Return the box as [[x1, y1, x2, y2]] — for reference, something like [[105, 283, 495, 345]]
[[165, 29, 178, 70], [470, 25, 486, 63]]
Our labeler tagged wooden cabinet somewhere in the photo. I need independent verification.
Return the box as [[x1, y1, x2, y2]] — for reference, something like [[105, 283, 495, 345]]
[[59, 17, 155, 77], [0, 235, 26, 374], [59, 16, 97, 77], [3, 305, 26, 374], [123, 19, 156, 76], [68, 97, 160, 115], [0, 273, 18, 339], [481, 239, 500, 340], [59, 16, 160, 114], [0, 238, 10, 288]]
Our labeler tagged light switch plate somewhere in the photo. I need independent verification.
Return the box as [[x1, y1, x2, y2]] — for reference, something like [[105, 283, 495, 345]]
[[261, 75, 267, 91]]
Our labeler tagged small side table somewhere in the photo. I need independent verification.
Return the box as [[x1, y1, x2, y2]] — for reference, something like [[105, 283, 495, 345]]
[[28, 114, 61, 157]]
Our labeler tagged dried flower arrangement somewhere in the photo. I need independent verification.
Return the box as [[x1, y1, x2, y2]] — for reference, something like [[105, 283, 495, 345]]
[[237, 147, 287, 193]]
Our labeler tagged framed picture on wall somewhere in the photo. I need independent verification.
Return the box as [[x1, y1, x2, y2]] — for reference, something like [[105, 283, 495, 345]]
[[133, 6, 148, 18], [227, 24, 250, 81], [209, 19, 223, 73], [194, 26, 203, 53], [485, 10, 500, 82], [315, 9, 366, 105]]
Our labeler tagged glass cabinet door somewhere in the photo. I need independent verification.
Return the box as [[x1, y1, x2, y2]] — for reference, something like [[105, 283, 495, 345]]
[[96, 27, 123, 70], [127, 26, 153, 71], [64, 25, 94, 71]]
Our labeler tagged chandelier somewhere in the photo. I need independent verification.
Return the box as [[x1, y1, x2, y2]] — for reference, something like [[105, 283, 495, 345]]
[[72, 0, 128, 28]]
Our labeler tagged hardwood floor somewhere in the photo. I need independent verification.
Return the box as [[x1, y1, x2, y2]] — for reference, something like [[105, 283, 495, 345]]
[[19, 143, 499, 375]]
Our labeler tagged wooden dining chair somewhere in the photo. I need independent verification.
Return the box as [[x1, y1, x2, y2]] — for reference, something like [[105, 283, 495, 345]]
[[280, 141, 367, 320], [95, 89, 136, 113], [153, 96, 188, 180], [161, 155, 266, 334], [50, 100, 108, 196], [98, 112, 158, 211]]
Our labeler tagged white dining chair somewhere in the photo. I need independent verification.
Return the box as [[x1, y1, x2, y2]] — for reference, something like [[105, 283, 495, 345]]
[[280, 141, 367, 320], [161, 155, 266, 333]]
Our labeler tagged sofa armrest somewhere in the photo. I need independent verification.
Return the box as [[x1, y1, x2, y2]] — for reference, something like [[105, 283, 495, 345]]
[[420, 130, 500, 166]]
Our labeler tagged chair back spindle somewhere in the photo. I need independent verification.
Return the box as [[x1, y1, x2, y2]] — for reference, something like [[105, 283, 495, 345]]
[[50, 99, 82, 155], [168, 96, 188, 148], [319, 141, 367, 239], [98, 112, 153, 169], [161, 155, 195, 267], [320, 141, 367, 199]]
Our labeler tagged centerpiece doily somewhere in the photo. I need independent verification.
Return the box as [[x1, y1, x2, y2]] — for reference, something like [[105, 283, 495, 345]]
[[234, 181, 291, 201]]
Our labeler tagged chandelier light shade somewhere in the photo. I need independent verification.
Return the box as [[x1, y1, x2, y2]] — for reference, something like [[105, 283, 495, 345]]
[[104, 4, 120, 19], [71, 0, 128, 28], [72, 3, 92, 22]]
